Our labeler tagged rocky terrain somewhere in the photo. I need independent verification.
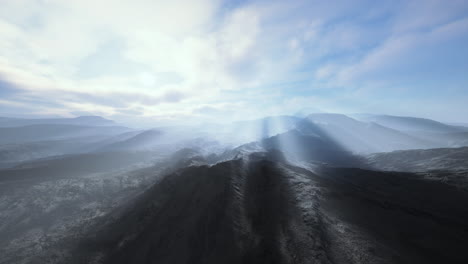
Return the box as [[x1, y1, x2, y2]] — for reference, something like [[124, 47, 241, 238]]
[[367, 146, 468, 172], [1, 114, 468, 264], [65, 153, 468, 264]]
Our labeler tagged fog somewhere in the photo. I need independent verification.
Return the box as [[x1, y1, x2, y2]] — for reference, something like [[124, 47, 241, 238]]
[[1, 113, 468, 263]]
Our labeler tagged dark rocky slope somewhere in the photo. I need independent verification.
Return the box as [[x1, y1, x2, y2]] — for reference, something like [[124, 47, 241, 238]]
[[72, 154, 468, 264]]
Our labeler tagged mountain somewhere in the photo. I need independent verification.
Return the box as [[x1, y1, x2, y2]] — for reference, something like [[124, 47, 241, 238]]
[[351, 114, 468, 147], [409, 131, 468, 148], [98, 129, 164, 151], [299, 113, 432, 153], [367, 146, 468, 172], [217, 113, 439, 156], [0, 124, 130, 144], [209, 116, 301, 145], [225, 129, 365, 168], [448, 122, 468, 128], [0, 116, 116, 127], [220, 114, 440, 166], [0, 151, 158, 185], [360, 114, 466, 133], [2, 113, 468, 264], [0, 138, 105, 167], [70, 154, 468, 264]]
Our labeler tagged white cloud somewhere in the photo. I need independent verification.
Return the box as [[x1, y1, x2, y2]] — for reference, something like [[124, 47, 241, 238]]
[[0, 1, 293, 119], [1, 0, 467, 124]]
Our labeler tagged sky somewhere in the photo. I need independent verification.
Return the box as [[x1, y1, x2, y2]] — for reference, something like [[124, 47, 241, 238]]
[[0, 0, 467, 126]]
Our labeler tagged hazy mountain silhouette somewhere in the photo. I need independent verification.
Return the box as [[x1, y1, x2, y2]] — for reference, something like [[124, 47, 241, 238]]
[[0, 116, 116, 127], [0, 151, 159, 186], [99, 130, 164, 151], [206, 116, 301, 145], [361, 114, 467, 133], [260, 129, 364, 167], [0, 124, 130, 144], [0, 138, 106, 167], [302, 113, 432, 153]]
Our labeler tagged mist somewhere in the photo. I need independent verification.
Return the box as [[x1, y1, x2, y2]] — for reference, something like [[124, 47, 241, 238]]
[[2, 0, 468, 263], [1, 113, 468, 263]]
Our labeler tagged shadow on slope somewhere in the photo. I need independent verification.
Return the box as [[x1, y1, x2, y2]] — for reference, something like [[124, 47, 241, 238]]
[[72, 158, 320, 264], [225, 118, 368, 168], [69, 153, 468, 264], [316, 166, 468, 264]]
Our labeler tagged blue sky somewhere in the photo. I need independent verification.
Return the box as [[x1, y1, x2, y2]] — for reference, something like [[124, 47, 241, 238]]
[[0, 0, 467, 126]]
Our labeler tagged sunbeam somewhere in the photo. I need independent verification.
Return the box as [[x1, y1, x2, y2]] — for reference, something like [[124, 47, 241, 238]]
[[1, 0, 468, 263]]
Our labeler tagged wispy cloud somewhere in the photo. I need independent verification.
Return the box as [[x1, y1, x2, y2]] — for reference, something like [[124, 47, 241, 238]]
[[0, 0, 467, 124]]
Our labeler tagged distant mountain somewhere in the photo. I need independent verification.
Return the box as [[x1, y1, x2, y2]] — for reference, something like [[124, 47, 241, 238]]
[[196, 115, 302, 147], [220, 113, 448, 166], [99, 129, 164, 151], [360, 114, 466, 133], [448, 122, 468, 128], [354, 115, 468, 148], [0, 151, 158, 184], [215, 113, 439, 154], [0, 116, 116, 127], [413, 131, 468, 148], [221, 126, 364, 167], [261, 129, 364, 166], [0, 124, 131, 144], [300, 113, 432, 153], [0, 138, 105, 167]]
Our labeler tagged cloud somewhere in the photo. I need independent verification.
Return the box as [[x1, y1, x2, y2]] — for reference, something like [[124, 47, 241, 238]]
[[0, 0, 467, 124], [333, 17, 468, 84], [0, 0, 305, 120]]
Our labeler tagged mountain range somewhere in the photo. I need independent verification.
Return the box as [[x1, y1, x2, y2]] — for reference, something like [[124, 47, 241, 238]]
[[1, 113, 468, 264]]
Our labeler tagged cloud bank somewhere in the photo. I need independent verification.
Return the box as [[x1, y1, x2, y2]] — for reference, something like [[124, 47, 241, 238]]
[[0, 0, 467, 125]]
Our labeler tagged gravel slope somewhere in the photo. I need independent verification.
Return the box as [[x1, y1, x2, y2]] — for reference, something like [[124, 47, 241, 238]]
[[70, 155, 468, 264]]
